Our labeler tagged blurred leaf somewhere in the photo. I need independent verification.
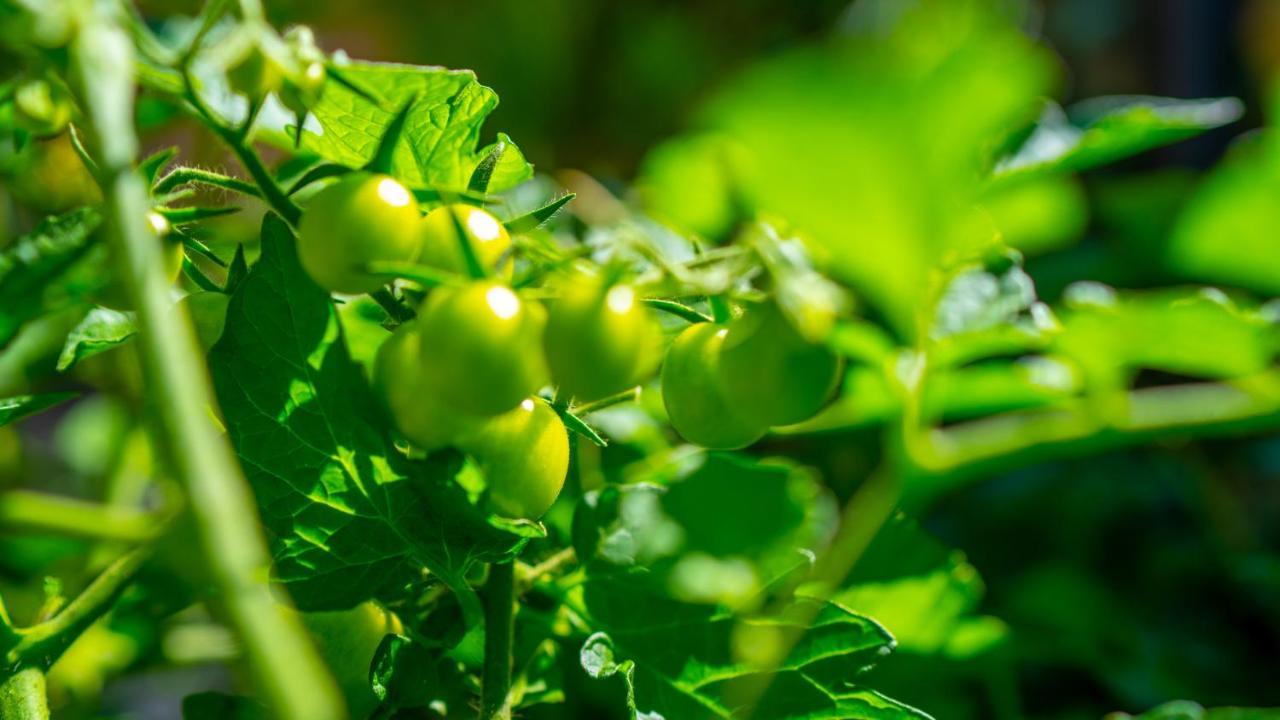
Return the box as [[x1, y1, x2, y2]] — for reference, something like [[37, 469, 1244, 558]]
[[575, 577, 929, 720], [1167, 133, 1280, 294], [637, 133, 746, 242], [702, 0, 1054, 335], [0, 207, 102, 348], [297, 61, 532, 192], [208, 215, 539, 610], [1108, 700, 1280, 720], [1054, 287, 1277, 383], [55, 306, 136, 371], [837, 514, 1006, 658], [0, 392, 76, 428], [980, 175, 1088, 255], [931, 263, 1039, 341], [995, 96, 1243, 182], [369, 634, 467, 712], [574, 452, 837, 604]]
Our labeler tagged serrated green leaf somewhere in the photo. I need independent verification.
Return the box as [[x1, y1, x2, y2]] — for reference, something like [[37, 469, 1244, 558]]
[[575, 573, 928, 720], [208, 214, 539, 611], [995, 96, 1243, 182], [472, 133, 531, 194], [0, 207, 103, 348], [55, 306, 136, 371], [297, 61, 532, 193], [0, 392, 77, 428]]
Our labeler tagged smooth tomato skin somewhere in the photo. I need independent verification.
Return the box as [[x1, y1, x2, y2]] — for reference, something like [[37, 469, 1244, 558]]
[[416, 282, 548, 417], [297, 173, 421, 294], [417, 204, 512, 278], [718, 302, 841, 427], [661, 323, 767, 450], [373, 324, 479, 449], [174, 291, 230, 352], [543, 277, 662, 401], [6, 133, 102, 213], [300, 602, 401, 719], [457, 398, 569, 519]]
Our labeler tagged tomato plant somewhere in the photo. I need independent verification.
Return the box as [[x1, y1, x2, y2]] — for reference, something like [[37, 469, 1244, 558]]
[[2, 1, 1279, 720]]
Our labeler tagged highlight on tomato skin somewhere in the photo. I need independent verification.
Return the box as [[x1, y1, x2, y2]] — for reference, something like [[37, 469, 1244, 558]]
[[415, 281, 549, 418], [417, 203, 513, 278], [296, 172, 422, 294]]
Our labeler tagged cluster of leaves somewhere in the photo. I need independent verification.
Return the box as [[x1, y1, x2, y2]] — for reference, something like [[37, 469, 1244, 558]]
[[1, 0, 1279, 719]]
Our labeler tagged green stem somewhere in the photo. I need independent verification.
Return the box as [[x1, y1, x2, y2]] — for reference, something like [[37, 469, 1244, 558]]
[[0, 668, 49, 720], [73, 17, 342, 720], [572, 387, 640, 415], [0, 491, 158, 543], [642, 298, 711, 325], [480, 561, 515, 720], [7, 546, 151, 669], [153, 167, 262, 198], [708, 295, 732, 324], [180, 72, 301, 225], [449, 206, 489, 280], [0, 595, 18, 650]]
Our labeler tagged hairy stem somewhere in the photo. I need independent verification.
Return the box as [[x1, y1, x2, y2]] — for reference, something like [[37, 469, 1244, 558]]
[[572, 387, 640, 415], [642, 298, 711, 325], [153, 167, 262, 198], [72, 14, 342, 720], [481, 561, 516, 720], [0, 668, 48, 720]]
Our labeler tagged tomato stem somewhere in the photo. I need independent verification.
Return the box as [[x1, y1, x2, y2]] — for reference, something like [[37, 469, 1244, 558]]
[[708, 295, 732, 323], [481, 561, 516, 720]]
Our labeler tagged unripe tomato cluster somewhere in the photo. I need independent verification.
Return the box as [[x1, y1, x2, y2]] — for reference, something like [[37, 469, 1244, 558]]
[[295, 174, 841, 515]]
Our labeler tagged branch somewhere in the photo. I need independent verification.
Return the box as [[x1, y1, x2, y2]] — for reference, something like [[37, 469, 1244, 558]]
[[7, 546, 151, 669], [907, 373, 1280, 505], [153, 166, 262, 199], [0, 491, 159, 543], [72, 15, 342, 720], [481, 561, 516, 720]]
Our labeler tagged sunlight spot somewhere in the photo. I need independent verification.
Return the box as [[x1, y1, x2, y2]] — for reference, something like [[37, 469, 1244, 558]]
[[146, 211, 170, 236], [486, 285, 520, 319], [520, 398, 536, 412], [605, 285, 635, 314], [466, 210, 502, 241], [376, 177, 412, 208], [715, 328, 728, 339]]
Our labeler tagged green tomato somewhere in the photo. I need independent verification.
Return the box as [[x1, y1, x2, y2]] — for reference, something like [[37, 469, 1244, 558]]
[[718, 301, 841, 427], [457, 398, 568, 518], [373, 324, 479, 449], [661, 323, 767, 450], [417, 204, 512, 277], [297, 173, 421, 294], [417, 281, 548, 417], [173, 291, 230, 352], [301, 602, 401, 719], [5, 133, 101, 213], [544, 275, 661, 401]]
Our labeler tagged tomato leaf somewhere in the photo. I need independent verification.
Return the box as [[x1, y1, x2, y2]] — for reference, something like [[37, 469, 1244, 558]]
[[208, 214, 540, 611], [296, 61, 533, 193], [0, 207, 102, 349], [0, 392, 77, 428], [994, 96, 1243, 183], [55, 306, 136, 371]]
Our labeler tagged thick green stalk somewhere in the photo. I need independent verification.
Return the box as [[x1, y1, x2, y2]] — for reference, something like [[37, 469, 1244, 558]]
[[0, 490, 157, 543], [0, 669, 49, 720], [71, 12, 342, 720], [481, 561, 516, 720]]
